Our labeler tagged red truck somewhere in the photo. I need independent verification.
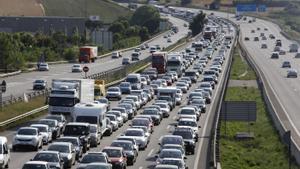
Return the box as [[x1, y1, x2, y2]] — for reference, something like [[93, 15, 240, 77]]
[[79, 46, 98, 63], [152, 52, 167, 74]]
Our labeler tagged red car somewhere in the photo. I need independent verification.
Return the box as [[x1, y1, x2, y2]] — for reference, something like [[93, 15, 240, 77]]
[[102, 146, 127, 169]]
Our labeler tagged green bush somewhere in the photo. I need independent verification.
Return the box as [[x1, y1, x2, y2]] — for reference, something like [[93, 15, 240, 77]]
[[63, 46, 79, 61]]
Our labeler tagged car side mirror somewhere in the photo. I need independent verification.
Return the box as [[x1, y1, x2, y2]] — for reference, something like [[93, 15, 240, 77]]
[[184, 156, 187, 159], [72, 149, 75, 153], [61, 159, 64, 163], [4, 150, 8, 154], [198, 126, 201, 128], [155, 155, 158, 158]]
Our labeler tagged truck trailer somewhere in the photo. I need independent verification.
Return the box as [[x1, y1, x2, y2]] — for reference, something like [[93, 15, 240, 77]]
[[48, 78, 94, 121], [79, 46, 98, 63]]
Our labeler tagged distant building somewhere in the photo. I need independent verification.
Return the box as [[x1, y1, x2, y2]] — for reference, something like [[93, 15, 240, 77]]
[[0, 16, 85, 36]]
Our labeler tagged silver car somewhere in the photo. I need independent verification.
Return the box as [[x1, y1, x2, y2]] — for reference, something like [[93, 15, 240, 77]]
[[30, 124, 52, 145], [48, 142, 76, 168], [32, 151, 64, 169], [287, 69, 298, 78], [123, 128, 149, 150]]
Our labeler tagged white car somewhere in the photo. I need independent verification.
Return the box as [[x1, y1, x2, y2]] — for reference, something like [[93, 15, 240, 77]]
[[112, 51, 122, 58], [12, 127, 43, 151], [71, 64, 82, 72], [155, 149, 185, 165], [30, 124, 52, 145], [22, 161, 51, 169], [38, 63, 49, 71], [176, 118, 200, 133], [123, 128, 149, 150], [106, 87, 122, 100], [177, 107, 197, 121]]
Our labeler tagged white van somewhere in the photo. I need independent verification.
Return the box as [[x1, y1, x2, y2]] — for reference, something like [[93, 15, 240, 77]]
[[0, 137, 9, 168], [126, 74, 142, 90], [73, 103, 108, 138]]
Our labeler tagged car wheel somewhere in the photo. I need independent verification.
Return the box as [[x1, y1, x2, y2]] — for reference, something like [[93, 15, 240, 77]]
[[35, 145, 39, 151], [4, 159, 9, 168], [12, 146, 16, 152]]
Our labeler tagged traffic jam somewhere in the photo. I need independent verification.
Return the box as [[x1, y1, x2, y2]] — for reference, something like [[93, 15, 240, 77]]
[[6, 17, 234, 169]]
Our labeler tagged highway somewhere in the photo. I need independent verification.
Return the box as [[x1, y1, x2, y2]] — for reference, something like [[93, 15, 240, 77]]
[[0, 21, 236, 169], [1, 15, 188, 100]]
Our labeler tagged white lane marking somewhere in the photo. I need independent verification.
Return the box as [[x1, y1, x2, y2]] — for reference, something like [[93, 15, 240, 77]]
[[172, 116, 177, 120], [138, 167, 143, 169], [147, 148, 154, 157], [167, 125, 171, 130], [159, 136, 163, 141]]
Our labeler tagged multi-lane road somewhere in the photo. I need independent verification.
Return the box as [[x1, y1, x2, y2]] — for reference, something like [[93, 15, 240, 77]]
[[2, 15, 188, 100], [0, 18, 236, 169]]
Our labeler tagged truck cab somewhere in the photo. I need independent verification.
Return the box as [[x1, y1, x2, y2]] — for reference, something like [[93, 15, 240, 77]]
[[94, 80, 106, 100]]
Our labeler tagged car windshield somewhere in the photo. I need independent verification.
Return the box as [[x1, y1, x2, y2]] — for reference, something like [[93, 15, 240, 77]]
[[111, 142, 133, 151], [35, 80, 44, 83], [48, 144, 70, 153], [120, 83, 130, 87], [143, 109, 158, 115], [81, 154, 106, 163], [57, 138, 79, 146], [156, 104, 167, 108], [161, 159, 183, 168], [126, 77, 138, 83], [179, 109, 195, 115], [158, 96, 171, 101], [185, 72, 196, 76], [178, 120, 197, 127], [32, 126, 47, 132], [108, 88, 119, 92], [107, 115, 116, 121], [173, 131, 193, 139], [18, 128, 36, 135], [132, 119, 149, 126], [162, 137, 182, 145], [33, 153, 59, 162], [64, 125, 89, 136], [102, 149, 122, 158], [125, 130, 143, 136], [39, 120, 55, 127], [85, 165, 110, 169], [160, 151, 182, 158], [22, 164, 47, 169]]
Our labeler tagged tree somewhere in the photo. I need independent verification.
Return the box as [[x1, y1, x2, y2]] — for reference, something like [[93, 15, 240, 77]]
[[181, 0, 192, 6], [85, 20, 103, 31], [189, 12, 207, 36], [131, 5, 160, 34], [108, 22, 126, 34], [139, 27, 150, 41]]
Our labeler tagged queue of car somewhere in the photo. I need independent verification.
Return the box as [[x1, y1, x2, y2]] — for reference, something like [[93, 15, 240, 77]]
[[10, 17, 232, 169]]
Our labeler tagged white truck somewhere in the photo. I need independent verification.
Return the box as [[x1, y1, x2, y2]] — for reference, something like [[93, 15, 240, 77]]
[[48, 79, 94, 121], [166, 53, 184, 77], [157, 87, 177, 109], [73, 103, 108, 138]]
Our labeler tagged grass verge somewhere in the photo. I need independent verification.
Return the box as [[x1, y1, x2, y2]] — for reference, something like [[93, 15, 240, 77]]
[[220, 87, 299, 169], [0, 96, 47, 130], [42, 0, 133, 23], [229, 46, 256, 80]]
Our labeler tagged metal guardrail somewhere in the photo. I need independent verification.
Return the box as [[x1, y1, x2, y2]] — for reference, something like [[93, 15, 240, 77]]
[[210, 19, 239, 169], [0, 105, 48, 127]]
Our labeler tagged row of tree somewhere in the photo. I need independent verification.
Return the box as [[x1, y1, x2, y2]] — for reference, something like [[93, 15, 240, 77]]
[[0, 5, 161, 72], [109, 5, 161, 47]]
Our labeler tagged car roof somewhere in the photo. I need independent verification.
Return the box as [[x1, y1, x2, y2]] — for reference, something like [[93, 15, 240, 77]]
[[58, 136, 79, 140], [102, 146, 123, 151], [112, 140, 132, 144], [19, 127, 37, 130], [25, 161, 48, 165], [178, 118, 196, 122], [31, 124, 48, 128], [66, 122, 89, 126], [50, 142, 72, 146], [37, 150, 59, 155]]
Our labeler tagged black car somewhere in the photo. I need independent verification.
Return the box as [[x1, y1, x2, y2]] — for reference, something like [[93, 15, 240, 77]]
[[63, 123, 91, 153], [173, 128, 197, 155]]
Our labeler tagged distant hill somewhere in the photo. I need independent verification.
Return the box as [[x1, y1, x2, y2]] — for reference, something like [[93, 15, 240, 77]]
[[42, 0, 133, 23], [0, 0, 44, 16]]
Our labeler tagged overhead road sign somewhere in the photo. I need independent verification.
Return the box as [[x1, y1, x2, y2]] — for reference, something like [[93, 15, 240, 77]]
[[236, 4, 257, 12], [258, 5, 267, 12]]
